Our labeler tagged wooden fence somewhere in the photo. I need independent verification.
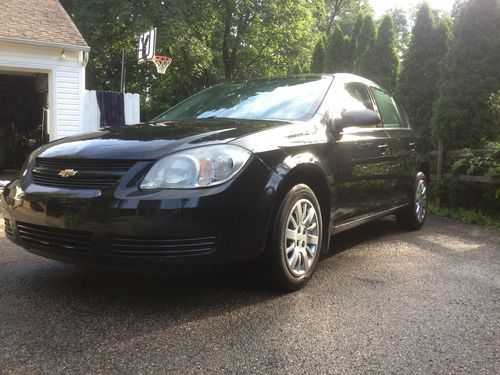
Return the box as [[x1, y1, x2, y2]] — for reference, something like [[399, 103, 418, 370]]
[[430, 141, 500, 185]]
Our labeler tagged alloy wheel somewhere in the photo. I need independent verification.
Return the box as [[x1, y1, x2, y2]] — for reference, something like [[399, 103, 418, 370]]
[[415, 179, 427, 223], [284, 198, 320, 277]]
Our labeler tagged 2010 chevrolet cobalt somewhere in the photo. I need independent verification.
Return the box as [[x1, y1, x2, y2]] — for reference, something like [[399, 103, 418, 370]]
[[1, 74, 429, 290]]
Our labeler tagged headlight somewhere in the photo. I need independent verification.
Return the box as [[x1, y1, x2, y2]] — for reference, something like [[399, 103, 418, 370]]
[[140, 145, 252, 189]]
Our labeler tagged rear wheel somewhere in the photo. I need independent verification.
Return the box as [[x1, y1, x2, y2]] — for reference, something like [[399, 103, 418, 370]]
[[266, 184, 323, 291], [396, 172, 428, 230]]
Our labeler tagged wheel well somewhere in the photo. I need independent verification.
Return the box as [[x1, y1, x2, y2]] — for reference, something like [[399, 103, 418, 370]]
[[270, 165, 331, 252]]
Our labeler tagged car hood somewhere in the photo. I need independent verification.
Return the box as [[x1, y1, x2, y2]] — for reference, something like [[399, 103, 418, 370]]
[[35, 119, 288, 160]]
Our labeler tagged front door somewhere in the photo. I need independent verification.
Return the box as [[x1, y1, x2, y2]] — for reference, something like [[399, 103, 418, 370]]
[[326, 82, 393, 224]]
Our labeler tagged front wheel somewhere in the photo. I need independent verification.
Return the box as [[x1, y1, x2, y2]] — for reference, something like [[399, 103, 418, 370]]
[[396, 172, 428, 230], [266, 184, 323, 291]]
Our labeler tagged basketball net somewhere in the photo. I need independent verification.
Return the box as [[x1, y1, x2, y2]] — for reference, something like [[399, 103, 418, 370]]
[[153, 56, 172, 74]]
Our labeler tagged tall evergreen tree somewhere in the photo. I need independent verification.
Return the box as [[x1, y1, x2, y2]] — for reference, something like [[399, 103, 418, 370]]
[[310, 37, 327, 73], [387, 8, 411, 58], [396, 3, 449, 140], [348, 14, 364, 71], [432, 0, 500, 148], [353, 14, 376, 77], [325, 27, 350, 72], [370, 15, 399, 91]]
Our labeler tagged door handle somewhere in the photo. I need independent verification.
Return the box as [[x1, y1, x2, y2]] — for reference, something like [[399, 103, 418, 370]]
[[378, 143, 389, 155]]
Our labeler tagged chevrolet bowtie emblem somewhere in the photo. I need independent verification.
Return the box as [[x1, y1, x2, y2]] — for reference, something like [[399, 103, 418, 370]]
[[58, 169, 78, 178]]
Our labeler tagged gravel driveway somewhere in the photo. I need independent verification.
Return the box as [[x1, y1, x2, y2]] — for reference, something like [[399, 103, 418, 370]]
[[0, 209, 498, 374]]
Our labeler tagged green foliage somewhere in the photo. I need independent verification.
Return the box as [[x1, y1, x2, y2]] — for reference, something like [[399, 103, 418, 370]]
[[310, 38, 327, 73], [61, 0, 319, 118], [325, 27, 351, 72], [396, 3, 449, 141], [345, 14, 364, 72], [429, 204, 500, 228], [386, 8, 411, 58], [322, 0, 372, 34], [369, 15, 399, 91], [451, 143, 500, 178], [215, 0, 319, 80], [289, 62, 304, 75], [430, 175, 500, 219], [488, 90, 500, 128], [353, 14, 376, 77], [431, 0, 500, 149]]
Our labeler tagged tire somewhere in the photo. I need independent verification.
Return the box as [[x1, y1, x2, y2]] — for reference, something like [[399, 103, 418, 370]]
[[396, 172, 428, 231], [266, 184, 323, 292]]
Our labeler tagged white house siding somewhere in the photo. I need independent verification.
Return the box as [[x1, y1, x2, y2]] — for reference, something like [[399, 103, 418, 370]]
[[0, 41, 85, 140]]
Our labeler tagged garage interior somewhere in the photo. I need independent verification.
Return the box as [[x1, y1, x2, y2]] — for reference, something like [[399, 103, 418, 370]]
[[0, 72, 48, 173]]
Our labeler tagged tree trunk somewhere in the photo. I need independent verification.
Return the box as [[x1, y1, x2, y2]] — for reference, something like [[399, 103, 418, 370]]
[[222, 6, 233, 79]]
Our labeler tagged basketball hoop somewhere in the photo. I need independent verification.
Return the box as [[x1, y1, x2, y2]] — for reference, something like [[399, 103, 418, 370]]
[[152, 55, 172, 74]]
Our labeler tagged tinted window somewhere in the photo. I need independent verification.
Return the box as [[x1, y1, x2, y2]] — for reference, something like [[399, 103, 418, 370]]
[[370, 88, 401, 128], [396, 103, 410, 128], [345, 83, 374, 110], [156, 76, 333, 122]]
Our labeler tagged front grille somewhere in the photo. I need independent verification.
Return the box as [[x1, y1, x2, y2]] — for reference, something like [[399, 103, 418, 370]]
[[4, 218, 13, 237], [16, 221, 92, 252], [32, 158, 137, 190], [110, 235, 217, 257]]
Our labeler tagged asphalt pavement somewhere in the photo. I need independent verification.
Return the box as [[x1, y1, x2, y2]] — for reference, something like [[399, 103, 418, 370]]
[[0, 209, 498, 374]]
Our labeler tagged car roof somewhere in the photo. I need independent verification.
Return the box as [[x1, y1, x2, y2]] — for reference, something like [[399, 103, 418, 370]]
[[236, 73, 384, 92]]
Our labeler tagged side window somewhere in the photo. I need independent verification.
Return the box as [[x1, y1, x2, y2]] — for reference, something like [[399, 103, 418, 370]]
[[327, 82, 376, 127], [344, 83, 374, 111], [370, 87, 402, 128], [397, 103, 411, 129]]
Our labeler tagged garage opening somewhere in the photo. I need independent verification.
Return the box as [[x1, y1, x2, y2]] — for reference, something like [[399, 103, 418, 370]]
[[0, 72, 49, 173]]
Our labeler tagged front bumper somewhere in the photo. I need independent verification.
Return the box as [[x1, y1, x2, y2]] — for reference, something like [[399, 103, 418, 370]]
[[1, 158, 275, 272]]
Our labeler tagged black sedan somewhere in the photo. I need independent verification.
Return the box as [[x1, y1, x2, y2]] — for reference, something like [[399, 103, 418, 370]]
[[1, 74, 429, 290]]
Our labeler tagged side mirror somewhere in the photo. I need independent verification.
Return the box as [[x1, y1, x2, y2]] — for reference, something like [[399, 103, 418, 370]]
[[331, 109, 381, 132]]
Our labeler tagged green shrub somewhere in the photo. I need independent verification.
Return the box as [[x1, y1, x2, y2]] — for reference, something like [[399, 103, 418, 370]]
[[451, 142, 500, 178], [429, 204, 500, 229], [430, 158, 500, 219]]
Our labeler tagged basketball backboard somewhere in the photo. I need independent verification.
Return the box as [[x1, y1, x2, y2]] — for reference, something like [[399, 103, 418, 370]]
[[138, 27, 157, 63]]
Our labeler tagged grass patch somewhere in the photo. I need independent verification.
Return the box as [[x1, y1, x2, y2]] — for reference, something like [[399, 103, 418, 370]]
[[429, 203, 500, 229]]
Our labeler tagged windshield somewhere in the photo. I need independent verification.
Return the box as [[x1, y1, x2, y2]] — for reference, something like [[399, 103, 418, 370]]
[[156, 76, 333, 122]]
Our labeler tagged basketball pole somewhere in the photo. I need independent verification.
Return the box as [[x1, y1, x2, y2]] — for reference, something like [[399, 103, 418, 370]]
[[120, 50, 126, 93]]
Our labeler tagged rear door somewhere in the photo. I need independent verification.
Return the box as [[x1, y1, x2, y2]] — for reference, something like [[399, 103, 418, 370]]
[[328, 82, 394, 224], [368, 87, 416, 206]]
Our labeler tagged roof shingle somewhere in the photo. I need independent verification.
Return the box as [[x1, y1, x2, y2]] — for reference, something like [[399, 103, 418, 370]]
[[0, 0, 88, 49]]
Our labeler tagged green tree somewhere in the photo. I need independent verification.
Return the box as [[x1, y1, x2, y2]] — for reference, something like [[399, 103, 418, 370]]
[[214, 0, 318, 80], [61, 0, 220, 117], [324, 0, 371, 33], [353, 14, 376, 77], [325, 27, 351, 72], [347, 14, 364, 71], [289, 62, 303, 75], [61, 0, 319, 119], [370, 15, 399, 90], [325, 0, 351, 32], [333, 0, 373, 35], [431, 0, 500, 148], [310, 37, 327, 73], [386, 8, 411, 58], [396, 3, 449, 140]]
